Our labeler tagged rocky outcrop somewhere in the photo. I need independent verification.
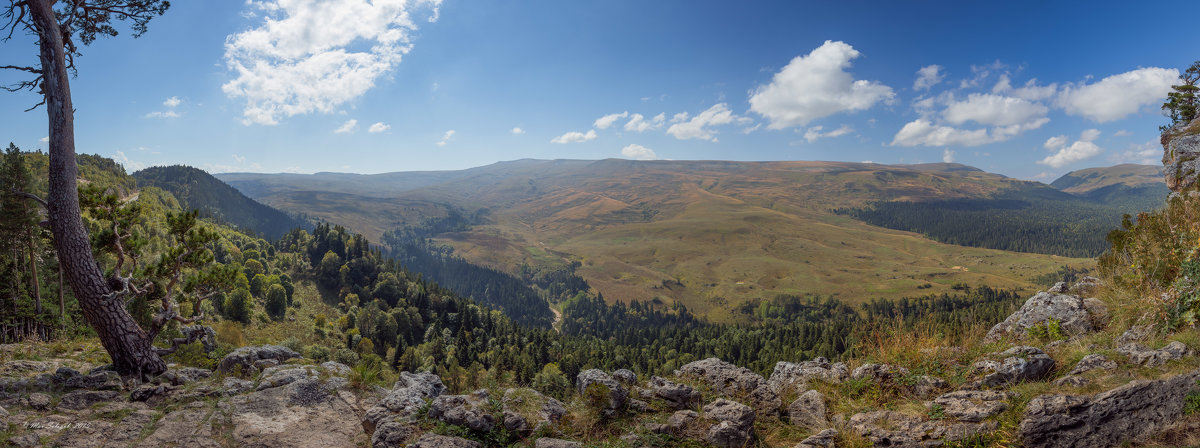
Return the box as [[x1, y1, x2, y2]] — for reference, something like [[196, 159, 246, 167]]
[[535, 438, 582, 448], [501, 387, 566, 435], [971, 346, 1055, 388], [576, 369, 628, 412], [429, 390, 497, 433], [678, 358, 780, 415], [1020, 369, 1200, 448], [1163, 118, 1200, 192], [1068, 354, 1117, 375], [787, 390, 827, 430], [646, 376, 701, 410], [985, 289, 1108, 342], [408, 433, 482, 448], [1117, 341, 1191, 367], [929, 390, 1010, 422], [703, 398, 756, 448], [795, 428, 838, 448], [362, 371, 446, 438], [217, 345, 301, 374], [768, 357, 848, 394], [850, 410, 996, 447], [851, 363, 946, 398]]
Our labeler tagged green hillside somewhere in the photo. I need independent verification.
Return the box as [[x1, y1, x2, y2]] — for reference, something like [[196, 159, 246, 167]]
[[134, 165, 309, 239]]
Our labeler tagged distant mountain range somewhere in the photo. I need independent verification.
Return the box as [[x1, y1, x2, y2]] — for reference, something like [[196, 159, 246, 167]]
[[134, 165, 308, 240]]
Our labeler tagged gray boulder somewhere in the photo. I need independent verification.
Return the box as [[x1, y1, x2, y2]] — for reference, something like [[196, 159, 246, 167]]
[[930, 390, 1010, 422], [370, 421, 415, 448], [53, 367, 123, 391], [795, 429, 838, 448], [408, 433, 482, 448], [787, 390, 828, 430], [677, 358, 780, 415], [972, 346, 1055, 388], [27, 392, 50, 411], [1068, 354, 1117, 375], [647, 376, 700, 410], [57, 389, 119, 410], [1020, 368, 1200, 447], [850, 410, 997, 447], [985, 290, 1107, 342], [362, 371, 446, 436], [703, 398, 755, 447], [217, 345, 301, 374], [852, 363, 945, 398], [428, 390, 496, 433], [612, 369, 637, 386], [576, 369, 627, 412], [1117, 341, 1190, 367], [1116, 324, 1155, 345], [768, 357, 848, 394], [500, 387, 566, 435], [223, 377, 254, 395]]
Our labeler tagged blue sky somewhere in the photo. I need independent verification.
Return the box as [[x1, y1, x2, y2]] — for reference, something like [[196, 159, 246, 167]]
[[0, 0, 1193, 180]]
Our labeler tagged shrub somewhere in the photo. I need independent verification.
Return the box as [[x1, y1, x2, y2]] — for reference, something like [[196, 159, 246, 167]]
[[306, 345, 331, 363], [265, 284, 288, 319]]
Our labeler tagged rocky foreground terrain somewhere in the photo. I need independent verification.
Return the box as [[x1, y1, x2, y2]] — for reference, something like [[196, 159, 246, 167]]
[[2, 278, 1200, 447]]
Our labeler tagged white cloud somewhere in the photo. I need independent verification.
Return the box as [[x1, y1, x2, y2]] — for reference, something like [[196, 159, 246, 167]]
[[1056, 67, 1179, 122], [914, 65, 944, 91], [1114, 129, 1132, 137], [436, 129, 455, 146], [144, 110, 180, 119], [551, 129, 597, 144], [1012, 79, 1057, 101], [334, 119, 358, 133], [620, 144, 658, 160], [39, 136, 48, 143], [593, 112, 629, 130], [368, 122, 390, 133], [891, 119, 992, 147], [666, 103, 747, 141], [112, 151, 146, 171], [1039, 129, 1103, 168], [623, 113, 665, 132], [942, 93, 1049, 127], [1109, 139, 1161, 165], [163, 96, 181, 108], [991, 74, 1012, 94], [749, 40, 894, 129], [222, 0, 442, 125], [802, 124, 854, 143], [942, 149, 956, 163], [511, 127, 525, 135], [232, 154, 246, 164]]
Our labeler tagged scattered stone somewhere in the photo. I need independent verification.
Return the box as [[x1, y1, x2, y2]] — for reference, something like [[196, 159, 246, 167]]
[[703, 398, 755, 447], [27, 392, 50, 411], [57, 389, 119, 410], [253, 358, 281, 370], [256, 364, 319, 391], [665, 409, 699, 436], [362, 371, 446, 436], [408, 433, 482, 448], [795, 428, 838, 448], [130, 383, 176, 403], [370, 422, 415, 448], [429, 390, 496, 432], [576, 369, 628, 412], [1070, 277, 1102, 296], [0, 360, 55, 376], [535, 438, 582, 448], [53, 367, 123, 391], [973, 346, 1055, 388], [985, 290, 1108, 342], [222, 377, 254, 396], [628, 398, 653, 413], [851, 363, 910, 382], [1116, 324, 1155, 345], [1020, 369, 1200, 448], [647, 376, 700, 410], [930, 390, 1010, 422], [217, 345, 301, 374], [708, 420, 753, 448], [768, 357, 849, 394], [224, 376, 364, 448], [500, 387, 565, 435], [788, 390, 828, 430], [157, 367, 213, 386], [320, 361, 352, 376], [850, 410, 997, 447], [8, 433, 40, 448], [612, 369, 637, 386], [1068, 354, 1117, 375], [678, 358, 780, 415], [1118, 341, 1191, 367], [1052, 375, 1089, 388]]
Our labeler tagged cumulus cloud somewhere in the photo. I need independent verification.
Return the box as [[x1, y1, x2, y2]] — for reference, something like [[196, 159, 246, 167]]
[[112, 151, 146, 171], [334, 119, 358, 133], [436, 129, 455, 146], [1039, 129, 1103, 168], [1056, 67, 1178, 122], [802, 124, 854, 143], [145, 96, 182, 119], [624, 113, 666, 132], [942, 93, 1049, 127], [748, 40, 894, 129], [1109, 139, 1161, 165], [914, 65, 944, 91], [891, 117, 1049, 147], [943, 149, 956, 163], [1114, 129, 1132, 137], [39, 136, 48, 143], [222, 0, 442, 125], [369, 122, 390, 133], [620, 144, 658, 160], [551, 129, 597, 144], [511, 127, 525, 134], [594, 112, 629, 130], [1012, 79, 1058, 101], [666, 103, 747, 141]]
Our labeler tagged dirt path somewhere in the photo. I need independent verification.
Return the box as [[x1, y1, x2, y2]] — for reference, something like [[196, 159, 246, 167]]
[[550, 306, 563, 333]]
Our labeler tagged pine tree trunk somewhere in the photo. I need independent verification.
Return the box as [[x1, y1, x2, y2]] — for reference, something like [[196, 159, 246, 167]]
[[27, 238, 41, 315], [58, 258, 65, 322], [29, 0, 166, 377]]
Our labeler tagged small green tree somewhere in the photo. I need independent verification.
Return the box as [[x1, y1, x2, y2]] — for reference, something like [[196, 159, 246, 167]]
[[250, 273, 267, 298], [531, 362, 572, 400], [1164, 61, 1200, 129], [224, 288, 253, 324], [265, 284, 287, 319]]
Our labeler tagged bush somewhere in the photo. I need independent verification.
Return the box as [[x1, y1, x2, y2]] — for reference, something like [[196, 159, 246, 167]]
[[306, 345, 331, 363], [334, 348, 359, 366], [266, 284, 288, 319], [223, 288, 253, 324]]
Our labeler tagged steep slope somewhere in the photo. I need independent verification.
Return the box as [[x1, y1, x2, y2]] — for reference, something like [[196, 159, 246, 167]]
[[134, 165, 308, 240], [1050, 164, 1169, 210], [218, 160, 1097, 322]]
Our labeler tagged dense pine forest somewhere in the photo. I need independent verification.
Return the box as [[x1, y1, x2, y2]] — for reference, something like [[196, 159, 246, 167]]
[[133, 165, 309, 240]]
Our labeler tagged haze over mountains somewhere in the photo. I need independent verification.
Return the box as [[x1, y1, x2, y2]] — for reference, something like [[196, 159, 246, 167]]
[[215, 160, 1163, 322]]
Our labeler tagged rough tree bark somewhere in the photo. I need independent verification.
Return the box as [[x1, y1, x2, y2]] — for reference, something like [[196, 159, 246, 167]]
[[27, 0, 166, 377]]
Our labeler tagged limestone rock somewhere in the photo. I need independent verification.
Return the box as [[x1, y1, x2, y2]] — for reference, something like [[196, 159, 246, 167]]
[[1068, 354, 1117, 375], [665, 409, 699, 436], [362, 371, 446, 435], [223, 377, 364, 448], [678, 358, 780, 415], [1019, 369, 1200, 448], [500, 387, 565, 435], [1163, 119, 1200, 192], [612, 369, 637, 386], [1052, 375, 1089, 388], [787, 390, 828, 430], [138, 401, 225, 447], [576, 369, 628, 412], [972, 346, 1055, 388], [370, 421, 415, 448], [850, 410, 996, 447], [535, 438, 582, 448], [1117, 341, 1191, 367], [1116, 324, 1155, 345], [217, 345, 301, 374], [408, 433, 482, 448], [985, 291, 1107, 342], [53, 367, 123, 391], [795, 428, 838, 448], [707, 420, 753, 448], [930, 390, 1010, 422], [428, 390, 496, 433], [647, 376, 700, 410], [157, 367, 213, 386], [27, 392, 50, 411], [57, 389, 119, 410], [703, 398, 755, 447], [852, 363, 944, 398], [768, 357, 848, 394], [222, 377, 254, 396]]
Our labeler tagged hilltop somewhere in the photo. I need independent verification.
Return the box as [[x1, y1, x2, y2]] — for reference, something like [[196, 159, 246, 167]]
[[133, 165, 309, 240]]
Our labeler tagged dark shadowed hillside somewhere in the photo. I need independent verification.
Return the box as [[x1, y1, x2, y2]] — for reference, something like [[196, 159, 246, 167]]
[[134, 165, 308, 239]]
